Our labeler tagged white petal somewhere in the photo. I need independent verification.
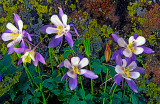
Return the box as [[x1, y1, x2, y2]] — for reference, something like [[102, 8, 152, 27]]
[[62, 14, 67, 26], [2, 33, 13, 41], [134, 36, 146, 46], [55, 34, 63, 39], [122, 76, 131, 80], [30, 52, 35, 61], [115, 65, 124, 74], [7, 41, 16, 48], [122, 59, 127, 68], [18, 20, 23, 32], [6, 23, 18, 32], [134, 47, 144, 55], [78, 58, 89, 69], [123, 48, 132, 57], [51, 15, 63, 27], [71, 57, 80, 66], [127, 61, 137, 70], [117, 38, 127, 47], [64, 59, 72, 69], [67, 71, 76, 78], [46, 27, 58, 34], [129, 36, 134, 44], [129, 72, 140, 79], [79, 69, 87, 75]]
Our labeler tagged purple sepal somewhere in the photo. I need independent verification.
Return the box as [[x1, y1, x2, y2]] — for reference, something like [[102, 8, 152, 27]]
[[111, 33, 120, 42], [14, 48, 25, 53], [2, 30, 12, 34], [33, 55, 38, 66], [14, 13, 21, 29], [132, 67, 145, 74], [58, 7, 64, 21], [17, 58, 22, 65], [48, 35, 63, 48], [40, 25, 56, 34], [127, 79, 138, 93], [20, 40, 27, 48], [78, 54, 84, 60], [133, 33, 139, 39], [125, 54, 136, 66], [114, 74, 122, 85], [111, 48, 124, 60], [8, 45, 15, 54], [23, 30, 32, 41], [65, 32, 73, 47], [70, 24, 79, 36], [82, 70, 98, 79], [116, 55, 122, 66], [140, 46, 154, 54], [57, 61, 64, 67], [61, 73, 68, 81], [36, 52, 46, 64], [69, 75, 77, 90], [0, 75, 2, 82]]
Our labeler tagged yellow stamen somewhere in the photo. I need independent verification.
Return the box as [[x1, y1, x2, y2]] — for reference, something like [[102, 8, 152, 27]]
[[22, 51, 35, 63], [24, 55, 32, 63], [124, 67, 133, 78], [73, 66, 79, 75], [128, 43, 136, 53], [11, 33, 19, 40], [57, 26, 63, 35]]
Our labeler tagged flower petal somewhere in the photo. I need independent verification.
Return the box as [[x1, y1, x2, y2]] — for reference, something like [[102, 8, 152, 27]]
[[111, 33, 120, 42], [129, 36, 134, 44], [6, 23, 18, 32], [133, 33, 139, 39], [8, 45, 15, 54], [57, 61, 64, 67], [32, 55, 38, 66], [67, 71, 76, 78], [46, 27, 58, 34], [122, 59, 127, 68], [132, 67, 145, 74], [55, 34, 63, 39], [115, 65, 124, 74], [117, 38, 127, 47], [134, 47, 144, 55], [51, 15, 63, 27], [65, 32, 73, 47], [58, 7, 64, 21], [17, 58, 22, 65], [123, 48, 132, 57], [114, 74, 122, 85], [126, 79, 138, 93], [78, 58, 89, 69], [140, 46, 154, 53], [111, 48, 124, 60], [71, 57, 80, 66], [14, 48, 25, 53], [20, 40, 27, 48], [127, 61, 137, 70], [7, 40, 16, 48], [23, 30, 32, 41], [0, 75, 2, 82], [40, 25, 56, 34], [129, 72, 140, 79], [1, 33, 13, 41], [36, 52, 46, 64], [134, 36, 146, 46], [69, 75, 78, 90], [125, 54, 136, 66], [70, 24, 79, 36], [116, 55, 122, 66], [64, 59, 72, 69], [61, 73, 68, 81], [81, 69, 98, 79], [62, 14, 67, 26], [48, 35, 63, 48]]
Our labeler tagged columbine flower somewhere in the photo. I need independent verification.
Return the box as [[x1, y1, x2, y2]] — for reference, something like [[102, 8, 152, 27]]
[[111, 33, 154, 59], [114, 55, 145, 93], [40, 7, 78, 48], [1, 13, 32, 54], [14, 41, 45, 66], [58, 57, 98, 90]]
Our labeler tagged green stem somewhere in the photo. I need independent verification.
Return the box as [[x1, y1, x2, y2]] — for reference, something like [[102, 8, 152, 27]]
[[103, 67, 109, 104], [49, 48, 54, 72], [24, 64, 34, 87], [100, 73, 103, 83], [123, 80, 126, 96], [88, 56, 93, 95], [79, 76, 84, 90], [110, 85, 117, 104]]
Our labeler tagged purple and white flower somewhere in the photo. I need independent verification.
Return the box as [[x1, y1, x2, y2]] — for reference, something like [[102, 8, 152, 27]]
[[58, 57, 98, 90], [111, 33, 154, 59], [40, 7, 78, 48], [1, 13, 32, 54], [114, 55, 145, 93], [14, 41, 45, 67]]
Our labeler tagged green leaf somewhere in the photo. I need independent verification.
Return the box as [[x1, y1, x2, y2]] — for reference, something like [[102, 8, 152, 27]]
[[78, 89, 85, 99], [22, 94, 32, 104], [34, 92, 41, 97], [138, 87, 146, 91], [52, 70, 58, 77], [118, 92, 122, 99], [129, 94, 139, 104], [100, 56, 105, 62], [53, 89, 60, 96], [76, 101, 87, 104], [136, 57, 143, 62], [31, 98, 39, 104], [34, 77, 42, 84], [121, 96, 129, 103], [85, 94, 93, 100], [91, 62, 101, 74], [63, 50, 70, 59], [2, 52, 11, 67], [101, 64, 107, 73], [110, 67, 116, 78]]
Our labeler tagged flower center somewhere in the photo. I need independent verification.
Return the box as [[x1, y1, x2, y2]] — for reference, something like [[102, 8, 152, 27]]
[[73, 66, 80, 75], [11, 32, 19, 40], [127, 43, 136, 53], [22, 51, 35, 64], [57, 26, 64, 35], [123, 67, 133, 78]]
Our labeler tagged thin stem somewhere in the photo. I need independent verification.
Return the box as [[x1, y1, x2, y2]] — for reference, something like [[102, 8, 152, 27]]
[[79, 76, 84, 90], [103, 67, 109, 104], [49, 48, 54, 72], [100, 73, 103, 83], [88, 56, 93, 95], [110, 85, 117, 104], [24, 64, 34, 87], [123, 80, 126, 96]]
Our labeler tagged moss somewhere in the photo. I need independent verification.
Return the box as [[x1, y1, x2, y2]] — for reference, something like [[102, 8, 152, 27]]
[[0, 43, 8, 56], [70, 4, 76, 11], [148, 32, 158, 45], [10, 52, 19, 68], [138, 17, 146, 25]]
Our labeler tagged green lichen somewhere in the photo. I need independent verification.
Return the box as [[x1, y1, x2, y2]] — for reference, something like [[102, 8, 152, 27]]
[[0, 43, 8, 56], [148, 32, 158, 45], [70, 4, 76, 11]]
